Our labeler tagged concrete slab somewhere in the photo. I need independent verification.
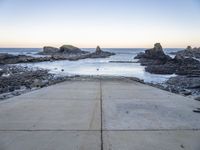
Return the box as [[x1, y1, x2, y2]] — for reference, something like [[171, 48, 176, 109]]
[[15, 80, 100, 100], [103, 130, 200, 150], [102, 80, 200, 130], [0, 99, 100, 130], [103, 99, 200, 130], [0, 131, 101, 150], [102, 80, 185, 100], [0, 78, 199, 150]]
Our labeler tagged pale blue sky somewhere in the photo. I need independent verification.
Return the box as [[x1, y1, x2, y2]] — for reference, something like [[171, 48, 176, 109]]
[[0, 0, 199, 48]]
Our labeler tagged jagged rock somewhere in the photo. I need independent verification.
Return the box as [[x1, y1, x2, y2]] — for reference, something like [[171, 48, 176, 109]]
[[145, 55, 200, 75], [144, 43, 167, 59], [89, 46, 115, 58], [145, 64, 176, 74], [135, 43, 170, 60], [135, 43, 171, 65], [135, 43, 200, 75], [187, 46, 192, 50], [173, 55, 200, 75], [0, 53, 52, 64], [171, 46, 200, 58], [0, 45, 115, 65], [166, 76, 200, 89], [95, 46, 102, 54]]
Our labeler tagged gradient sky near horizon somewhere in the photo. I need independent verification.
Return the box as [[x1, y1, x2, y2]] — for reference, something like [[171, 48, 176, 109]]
[[0, 0, 200, 48]]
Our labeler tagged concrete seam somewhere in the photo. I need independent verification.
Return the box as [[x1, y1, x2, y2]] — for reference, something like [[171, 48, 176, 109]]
[[100, 77, 104, 150]]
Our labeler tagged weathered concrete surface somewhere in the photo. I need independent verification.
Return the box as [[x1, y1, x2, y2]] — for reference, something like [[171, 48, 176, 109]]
[[101, 79, 200, 150], [17, 80, 101, 100], [0, 80, 101, 150], [0, 78, 200, 150], [0, 131, 101, 150], [103, 131, 200, 150]]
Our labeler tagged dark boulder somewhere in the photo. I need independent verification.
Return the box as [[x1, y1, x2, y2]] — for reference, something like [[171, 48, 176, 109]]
[[95, 46, 102, 54], [173, 54, 200, 75], [144, 43, 167, 59], [135, 43, 172, 65], [135, 43, 170, 60], [43, 46, 60, 54], [145, 55, 200, 75], [172, 46, 200, 58], [0, 53, 53, 64], [145, 64, 176, 74], [39, 45, 88, 55], [166, 76, 200, 89], [60, 45, 86, 54], [89, 46, 115, 58], [135, 43, 200, 75]]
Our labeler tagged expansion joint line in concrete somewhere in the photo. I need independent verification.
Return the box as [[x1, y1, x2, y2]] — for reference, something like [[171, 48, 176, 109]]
[[99, 77, 103, 150]]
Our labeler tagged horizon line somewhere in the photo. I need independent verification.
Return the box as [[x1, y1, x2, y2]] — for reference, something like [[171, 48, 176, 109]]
[[0, 47, 186, 49]]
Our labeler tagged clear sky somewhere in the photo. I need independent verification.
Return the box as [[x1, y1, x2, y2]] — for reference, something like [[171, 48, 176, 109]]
[[0, 0, 199, 48]]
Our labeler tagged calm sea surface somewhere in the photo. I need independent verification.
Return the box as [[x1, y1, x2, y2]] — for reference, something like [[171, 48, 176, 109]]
[[0, 48, 182, 83]]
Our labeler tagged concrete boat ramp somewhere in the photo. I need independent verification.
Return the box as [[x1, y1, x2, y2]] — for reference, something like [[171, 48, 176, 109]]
[[0, 77, 200, 150]]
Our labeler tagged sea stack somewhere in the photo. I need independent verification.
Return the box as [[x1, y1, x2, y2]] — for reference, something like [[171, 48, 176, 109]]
[[95, 46, 102, 54], [134, 43, 171, 65]]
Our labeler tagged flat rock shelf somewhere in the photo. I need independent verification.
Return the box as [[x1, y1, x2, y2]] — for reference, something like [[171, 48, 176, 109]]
[[0, 77, 200, 150]]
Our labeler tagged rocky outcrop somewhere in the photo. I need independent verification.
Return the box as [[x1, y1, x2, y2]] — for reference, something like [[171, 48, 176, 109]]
[[0, 65, 72, 100], [167, 76, 200, 89], [170, 46, 200, 58], [95, 46, 102, 54], [39, 45, 88, 55], [161, 75, 200, 96], [89, 46, 115, 58], [146, 55, 200, 75], [135, 43, 200, 75], [0, 45, 115, 65], [0, 53, 52, 64], [59, 45, 87, 54], [135, 43, 171, 65]]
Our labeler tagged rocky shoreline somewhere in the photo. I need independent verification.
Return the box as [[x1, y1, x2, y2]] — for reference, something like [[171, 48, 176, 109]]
[[0, 64, 144, 101], [0, 45, 116, 100], [1, 44, 200, 101], [170, 46, 200, 59], [0, 65, 73, 100], [0, 45, 115, 65], [135, 43, 200, 99], [0, 63, 199, 101]]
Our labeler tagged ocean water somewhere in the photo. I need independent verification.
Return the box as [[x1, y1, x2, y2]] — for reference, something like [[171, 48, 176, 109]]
[[0, 48, 181, 83]]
